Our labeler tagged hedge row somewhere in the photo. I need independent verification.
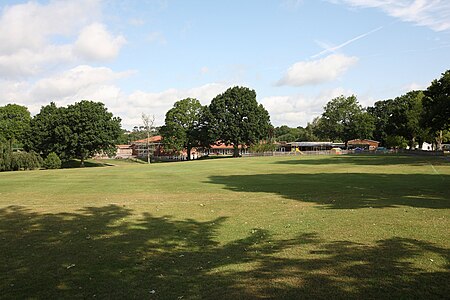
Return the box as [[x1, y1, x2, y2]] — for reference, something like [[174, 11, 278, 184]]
[[0, 146, 61, 171]]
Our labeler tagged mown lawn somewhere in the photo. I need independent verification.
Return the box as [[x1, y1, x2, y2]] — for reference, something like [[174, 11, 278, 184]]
[[0, 154, 449, 299]]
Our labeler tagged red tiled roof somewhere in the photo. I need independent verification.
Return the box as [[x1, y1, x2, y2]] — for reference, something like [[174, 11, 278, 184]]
[[116, 144, 132, 149], [133, 135, 162, 143], [210, 142, 245, 149], [347, 139, 379, 144]]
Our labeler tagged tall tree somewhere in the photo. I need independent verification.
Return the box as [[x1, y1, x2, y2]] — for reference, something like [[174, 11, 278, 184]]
[[25, 102, 69, 158], [389, 91, 426, 149], [0, 104, 31, 148], [319, 95, 374, 142], [423, 70, 450, 149], [209, 86, 272, 157], [28, 101, 122, 167], [161, 98, 209, 160], [368, 99, 396, 146], [64, 101, 122, 166]]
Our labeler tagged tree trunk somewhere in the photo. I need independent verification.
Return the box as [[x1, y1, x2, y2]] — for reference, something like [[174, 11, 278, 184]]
[[187, 146, 191, 161], [80, 156, 85, 167], [409, 137, 416, 150], [147, 140, 150, 164], [436, 130, 443, 150], [233, 145, 240, 157]]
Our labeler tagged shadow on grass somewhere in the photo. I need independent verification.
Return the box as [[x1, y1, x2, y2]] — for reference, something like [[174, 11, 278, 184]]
[[275, 154, 449, 166], [1, 205, 448, 299], [208, 173, 450, 209], [61, 160, 113, 169]]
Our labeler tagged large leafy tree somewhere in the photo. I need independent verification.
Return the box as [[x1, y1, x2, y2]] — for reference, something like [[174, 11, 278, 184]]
[[64, 100, 122, 166], [209, 86, 272, 157], [0, 104, 31, 148], [389, 91, 426, 149], [25, 102, 70, 159], [423, 70, 450, 149], [319, 95, 374, 142], [27, 101, 121, 166], [161, 98, 210, 160], [368, 99, 396, 146]]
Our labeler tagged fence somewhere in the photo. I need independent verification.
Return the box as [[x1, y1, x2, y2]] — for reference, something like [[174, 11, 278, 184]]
[[242, 150, 353, 157]]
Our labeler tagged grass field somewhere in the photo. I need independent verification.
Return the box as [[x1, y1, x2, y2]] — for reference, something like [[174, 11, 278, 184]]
[[0, 154, 449, 299]]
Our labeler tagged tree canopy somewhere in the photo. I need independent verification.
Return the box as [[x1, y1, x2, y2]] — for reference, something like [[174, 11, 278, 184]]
[[209, 86, 272, 157], [423, 70, 450, 133], [27, 101, 121, 166], [317, 95, 374, 142], [0, 104, 31, 147], [161, 98, 210, 160]]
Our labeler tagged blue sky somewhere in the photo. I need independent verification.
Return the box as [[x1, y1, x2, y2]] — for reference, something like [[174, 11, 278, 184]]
[[1, 0, 449, 128]]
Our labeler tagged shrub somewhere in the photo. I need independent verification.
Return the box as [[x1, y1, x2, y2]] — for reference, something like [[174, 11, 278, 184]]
[[249, 142, 277, 153], [0, 149, 42, 171], [44, 152, 62, 169]]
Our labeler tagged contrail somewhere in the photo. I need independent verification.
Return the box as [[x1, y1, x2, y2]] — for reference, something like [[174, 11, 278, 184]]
[[311, 25, 384, 58]]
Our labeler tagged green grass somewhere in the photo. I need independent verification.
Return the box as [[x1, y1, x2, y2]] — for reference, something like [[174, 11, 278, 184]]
[[0, 154, 449, 299]]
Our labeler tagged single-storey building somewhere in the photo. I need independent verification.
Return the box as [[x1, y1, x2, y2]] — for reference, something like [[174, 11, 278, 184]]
[[205, 142, 248, 156], [347, 139, 379, 151], [115, 144, 133, 158], [132, 135, 164, 157], [288, 142, 345, 152]]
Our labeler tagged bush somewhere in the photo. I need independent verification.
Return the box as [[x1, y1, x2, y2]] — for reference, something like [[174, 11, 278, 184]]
[[44, 152, 62, 169], [0, 148, 42, 171], [249, 142, 277, 153]]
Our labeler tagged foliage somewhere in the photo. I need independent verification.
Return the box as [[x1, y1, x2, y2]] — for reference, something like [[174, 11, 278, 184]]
[[273, 125, 318, 142], [209, 86, 272, 157], [161, 98, 209, 160], [27, 101, 122, 167], [0, 146, 42, 172], [390, 91, 426, 148], [0, 104, 31, 147], [43, 152, 62, 169], [318, 95, 374, 142], [423, 70, 450, 133], [249, 142, 278, 153], [385, 135, 408, 149], [25, 102, 69, 159], [368, 99, 396, 146]]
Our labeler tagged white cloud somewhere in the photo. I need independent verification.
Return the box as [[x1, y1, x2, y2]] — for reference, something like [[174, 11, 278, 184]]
[[278, 54, 359, 86], [0, 45, 74, 78], [0, 0, 100, 54], [74, 23, 126, 61], [0, 1, 125, 78], [0, 65, 229, 129], [402, 82, 427, 92], [333, 0, 450, 31], [261, 88, 353, 127], [119, 83, 230, 127], [31, 65, 132, 101]]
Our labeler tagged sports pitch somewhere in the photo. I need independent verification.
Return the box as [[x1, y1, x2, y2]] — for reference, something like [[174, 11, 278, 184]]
[[0, 154, 449, 299]]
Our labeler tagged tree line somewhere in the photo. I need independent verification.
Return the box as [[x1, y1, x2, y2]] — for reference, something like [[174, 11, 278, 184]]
[[0, 101, 121, 170], [1, 70, 448, 171], [273, 70, 450, 149], [0, 86, 271, 170]]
